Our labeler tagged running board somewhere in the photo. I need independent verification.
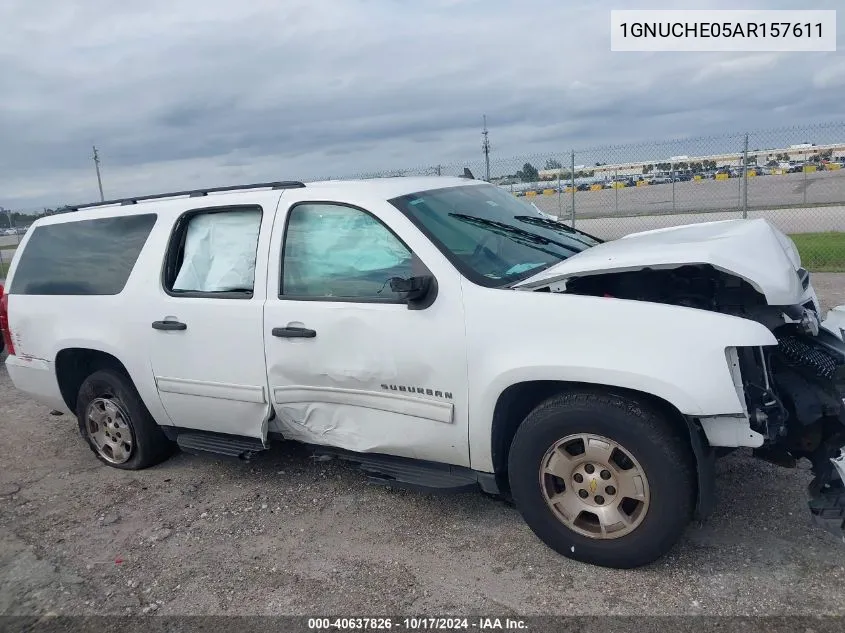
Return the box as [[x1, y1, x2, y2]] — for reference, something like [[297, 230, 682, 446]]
[[175, 430, 268, 460], [311, 447, 488, 494]]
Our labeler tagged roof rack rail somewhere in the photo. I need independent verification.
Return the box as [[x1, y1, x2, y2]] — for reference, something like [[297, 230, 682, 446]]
[[61, 181, 306, 211]]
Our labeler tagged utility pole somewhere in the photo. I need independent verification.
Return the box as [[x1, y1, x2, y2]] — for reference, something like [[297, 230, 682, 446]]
[[570, 150, 576, 228], [92, 145, 105, 202], [742, 134, 749, 218], [482, 115, 491, 182]]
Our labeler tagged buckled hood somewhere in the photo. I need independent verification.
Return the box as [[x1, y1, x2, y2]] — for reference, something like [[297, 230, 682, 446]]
[[513, 218, 804, 306]]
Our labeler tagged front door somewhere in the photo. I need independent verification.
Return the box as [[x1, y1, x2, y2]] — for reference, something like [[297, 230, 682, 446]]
[[146, 202, 275, 439], [263, 195, 470, 466]]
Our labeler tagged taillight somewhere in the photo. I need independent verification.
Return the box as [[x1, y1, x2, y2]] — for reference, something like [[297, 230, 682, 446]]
[[0, 284, 14, 356]]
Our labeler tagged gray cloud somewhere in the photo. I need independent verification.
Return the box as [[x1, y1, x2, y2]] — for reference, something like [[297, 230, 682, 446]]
[[0, 0, 842, 210]]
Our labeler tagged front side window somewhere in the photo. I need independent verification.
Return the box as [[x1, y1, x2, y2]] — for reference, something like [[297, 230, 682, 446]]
[[9, 214, 157, 295], [163, 206, 262, 295], [390, 184, 600, 287], [281, 203, 415, 300]]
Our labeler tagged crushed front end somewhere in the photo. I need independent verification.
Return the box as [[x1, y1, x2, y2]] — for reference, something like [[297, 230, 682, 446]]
[[515, 217, 845, 539], [556, 261, 845, 539], [734, 296, 845, 540]]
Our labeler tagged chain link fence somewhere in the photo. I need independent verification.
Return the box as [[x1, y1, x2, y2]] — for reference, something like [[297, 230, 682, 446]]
[[320, 121, 845, 271], [0, 223, 23, 281], [2, 123, 844, 275]]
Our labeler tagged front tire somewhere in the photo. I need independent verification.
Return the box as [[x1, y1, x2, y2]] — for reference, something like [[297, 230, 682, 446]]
[[508, 391, 694, 569], [76, 369, 174, 470]]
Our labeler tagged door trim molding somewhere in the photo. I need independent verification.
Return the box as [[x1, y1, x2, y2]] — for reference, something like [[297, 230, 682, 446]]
[[272, 385, 454, 424], [156, 376, 267, 404]]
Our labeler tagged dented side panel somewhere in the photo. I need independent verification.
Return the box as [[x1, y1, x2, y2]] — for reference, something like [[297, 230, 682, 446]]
[[263, 192, 472, 467]]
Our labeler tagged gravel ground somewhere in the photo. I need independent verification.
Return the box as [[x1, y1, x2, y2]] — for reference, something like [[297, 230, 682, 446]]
[[2, 277, 845, 616]]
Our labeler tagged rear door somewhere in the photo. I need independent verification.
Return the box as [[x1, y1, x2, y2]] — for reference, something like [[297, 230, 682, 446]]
[[144, 196, 279, 439], [262, 188, 471, 466]]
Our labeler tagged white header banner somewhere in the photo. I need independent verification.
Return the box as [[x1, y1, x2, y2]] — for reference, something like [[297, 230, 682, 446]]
[[610, 10, 837, 52]]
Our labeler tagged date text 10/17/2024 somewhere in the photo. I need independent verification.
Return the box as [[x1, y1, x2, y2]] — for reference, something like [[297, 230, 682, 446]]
[[308, 618, 528, 630]]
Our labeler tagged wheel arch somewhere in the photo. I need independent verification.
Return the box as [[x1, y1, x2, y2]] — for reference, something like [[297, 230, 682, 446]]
[[488, 380, 715, 519], [55, 348, 139, 413]]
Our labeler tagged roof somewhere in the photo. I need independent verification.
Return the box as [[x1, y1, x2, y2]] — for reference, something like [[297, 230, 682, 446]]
[[302, 176, 482, 199], [55, 176, 483, 215]]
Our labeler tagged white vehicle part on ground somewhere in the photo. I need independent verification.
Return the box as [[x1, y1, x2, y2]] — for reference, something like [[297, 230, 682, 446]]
[[832, 449, 845, 486], [822, 305, 845, 341], [463, 282, 777, 472], [513, 218, 805, 306]]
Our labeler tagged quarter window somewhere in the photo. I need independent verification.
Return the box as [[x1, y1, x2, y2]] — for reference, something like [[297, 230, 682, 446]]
[[9, 214, 157, 295], [281, 203, 415, 300]]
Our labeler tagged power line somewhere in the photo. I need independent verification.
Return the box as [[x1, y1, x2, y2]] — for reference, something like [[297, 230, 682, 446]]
[[482, 115, 491, 181], [92, 145, 104, 202]]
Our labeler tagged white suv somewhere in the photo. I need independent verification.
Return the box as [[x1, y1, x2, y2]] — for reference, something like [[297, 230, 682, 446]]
[[3, 177, 845, 569]]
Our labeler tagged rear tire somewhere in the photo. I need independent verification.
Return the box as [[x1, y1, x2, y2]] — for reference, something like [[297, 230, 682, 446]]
[[76, 369, 174, 470], [508, 391, 694, 569]]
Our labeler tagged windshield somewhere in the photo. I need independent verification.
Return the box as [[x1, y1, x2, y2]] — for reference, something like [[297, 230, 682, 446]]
[[389, 183, 601, 287]]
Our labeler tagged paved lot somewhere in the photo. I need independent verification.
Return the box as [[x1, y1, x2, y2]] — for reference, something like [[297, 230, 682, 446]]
[[2, 278, 845, 616], [555, 205, 845, 241], [529, 170, 845, 218]]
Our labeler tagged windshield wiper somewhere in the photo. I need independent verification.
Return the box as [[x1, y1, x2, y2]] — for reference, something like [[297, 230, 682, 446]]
[[513, 216, 604, 245], [448, 213, 582, 254]]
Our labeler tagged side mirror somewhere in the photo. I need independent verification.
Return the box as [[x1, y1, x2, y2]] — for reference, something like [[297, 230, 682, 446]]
[[389, 275, 436, 309]]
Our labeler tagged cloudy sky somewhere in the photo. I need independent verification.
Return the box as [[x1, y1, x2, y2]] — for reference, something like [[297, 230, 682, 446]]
[[1, 0, 843, 211]]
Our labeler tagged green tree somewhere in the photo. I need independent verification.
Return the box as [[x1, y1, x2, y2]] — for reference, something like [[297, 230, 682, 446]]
[[642, 164, 654, 174], [544, 158, 562, 170], [516, 162, 539, 182]]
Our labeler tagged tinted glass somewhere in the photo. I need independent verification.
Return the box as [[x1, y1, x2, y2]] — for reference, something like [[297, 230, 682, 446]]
[[10, 214, 157, 295], [390, 184, 600, 287], [282, 203, 414, 300]]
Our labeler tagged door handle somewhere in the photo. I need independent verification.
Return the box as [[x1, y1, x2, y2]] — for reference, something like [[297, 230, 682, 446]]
[[272, 326, 316, 338], [152, 320, 187, 331]]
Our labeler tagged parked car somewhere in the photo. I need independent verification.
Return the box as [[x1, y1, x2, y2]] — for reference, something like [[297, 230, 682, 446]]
[[3, 177, 845, 569]]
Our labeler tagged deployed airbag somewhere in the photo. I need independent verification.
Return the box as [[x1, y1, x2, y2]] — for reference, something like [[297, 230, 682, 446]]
[[173, 209, 262, 292]]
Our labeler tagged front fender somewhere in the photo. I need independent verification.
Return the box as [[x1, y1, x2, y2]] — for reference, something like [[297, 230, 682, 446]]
[[464, 285, 777, 472]]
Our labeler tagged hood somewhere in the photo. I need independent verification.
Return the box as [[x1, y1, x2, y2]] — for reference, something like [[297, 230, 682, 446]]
[[513, 218, 804, 305]]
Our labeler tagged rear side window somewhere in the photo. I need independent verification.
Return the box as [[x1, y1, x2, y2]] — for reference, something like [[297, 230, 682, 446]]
[[162, 206, 262, 298], [9, 214, 157, 295]]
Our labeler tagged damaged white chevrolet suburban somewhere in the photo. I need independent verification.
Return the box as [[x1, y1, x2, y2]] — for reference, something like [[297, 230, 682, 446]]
[[3, 177, 845, 569]]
